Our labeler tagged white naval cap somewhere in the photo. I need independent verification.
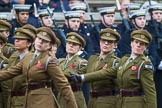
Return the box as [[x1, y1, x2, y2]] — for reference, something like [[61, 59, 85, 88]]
[[98, 6, 116, 15], [124, 3, 141, 10], [64, 11, 81, 19], [148, 3, 162, 12], [140, 1, 158, 10], [70, 2, 87, 11], [13, 4, 31, 13], [0, 12, 12, 20], [38, 8, 54, 17], [129, 9, 146, 19]]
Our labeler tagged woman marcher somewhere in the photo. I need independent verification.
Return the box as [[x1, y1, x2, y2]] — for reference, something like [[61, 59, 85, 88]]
[[0, 33, 8, 108], [0, 27, 78, 108], [86, 28, 120, 108], [72, 30, 156, 108], [1, 27, 36, 108], [57, 32, 87, 108]]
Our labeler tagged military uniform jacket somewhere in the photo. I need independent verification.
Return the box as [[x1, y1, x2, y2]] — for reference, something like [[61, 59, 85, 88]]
[[2, 51, 27, 91], [84, 54, 156, 108], [86, 53, 119, 108], [58, 55, 87, 108], [2, 43, 15, 59], [0, 51, 78, 108], [86, 53, 119, 91], [0, 52, 8, 69]]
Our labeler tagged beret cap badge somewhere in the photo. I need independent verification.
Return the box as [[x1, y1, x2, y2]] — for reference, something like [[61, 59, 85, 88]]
[[70, 36, 75, 39], [42, 32, 47, 36], [140, 35, 145, 38], [106, 33, 110, 36], [16, 32, 20, 35]]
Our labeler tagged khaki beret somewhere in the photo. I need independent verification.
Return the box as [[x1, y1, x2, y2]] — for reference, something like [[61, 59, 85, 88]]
[[22, 24, 37, 36], [0, 33, 7, 43], [37, 27, 57, 44], [66, 32, 86, 48], [14, 28, 35, 42], [131, 30, 152, 44], [100, 28, 121, 42], [0, 20, 12, 31]]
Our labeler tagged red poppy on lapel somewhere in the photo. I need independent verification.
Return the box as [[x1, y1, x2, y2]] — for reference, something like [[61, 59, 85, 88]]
[[131, 66, 137, 71], [102, 64, 108, 70], [70, 64, 75, 69], [36, 61, 41, 68]]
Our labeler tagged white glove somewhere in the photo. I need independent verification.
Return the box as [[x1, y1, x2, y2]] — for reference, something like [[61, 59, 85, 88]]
[[158, 61, 162, 70]]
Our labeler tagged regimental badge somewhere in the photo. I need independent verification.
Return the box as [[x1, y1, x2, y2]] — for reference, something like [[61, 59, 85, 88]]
[[106, 33, 110, 36], [145, 64, 153, 70], [140, 35, 145, 38], [71, 36, 75, 39], [42, 32, 47, 36], [16, 32, 20, 35]]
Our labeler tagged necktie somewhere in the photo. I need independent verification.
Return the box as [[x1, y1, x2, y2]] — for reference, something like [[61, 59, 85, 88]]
[[29, 54, 37, 67], [95, 57, 103, 69], [123, 57, 133, 68]]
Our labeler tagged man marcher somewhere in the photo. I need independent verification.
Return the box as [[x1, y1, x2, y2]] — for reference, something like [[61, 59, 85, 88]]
[[90, 6, 118, 54], [62, 11, 94, 59], [118, 9, 147, 57], [145, 3, 162, 108], [70, 1, 92, 38]]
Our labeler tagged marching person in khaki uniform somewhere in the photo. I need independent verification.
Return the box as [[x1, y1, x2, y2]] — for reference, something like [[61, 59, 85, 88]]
[[87, 28, 120, 108], [0, 20, 15, 59], [71, 30, 156, 108], [0, 33, 8, 69], [0, 27, 78, 108], [3, 27, 36, 108], [0, 33, 8, 108], [57, 32, 87, 108]]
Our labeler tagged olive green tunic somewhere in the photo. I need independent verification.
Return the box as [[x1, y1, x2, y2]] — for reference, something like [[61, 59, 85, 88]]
[[58, 55, 87, 108], [0, 51, 78, 108], [86, 53, 119, 108], [84, 54, 156, 108]]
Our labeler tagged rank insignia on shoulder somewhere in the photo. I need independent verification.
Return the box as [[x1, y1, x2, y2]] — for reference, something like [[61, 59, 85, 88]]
[[145, 65, 153, 70]]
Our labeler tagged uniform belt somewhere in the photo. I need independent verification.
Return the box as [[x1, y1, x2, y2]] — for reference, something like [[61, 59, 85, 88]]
[[27, 82, 52, 90], [90, 90, 116, 97], [11, 90, 26, 97], [71, 84, 81, 92], [119, 90, 143, 97]]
